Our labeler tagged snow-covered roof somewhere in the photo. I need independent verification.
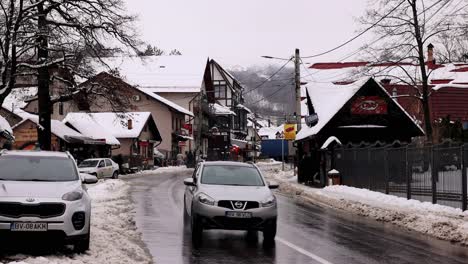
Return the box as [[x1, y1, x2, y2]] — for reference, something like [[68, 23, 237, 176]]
[[12, 114, 83, 142], [62, 113, 120, 145], [139, 88, 193, 117], [297, 78, 424, 141], [0, 115, 13, 140], [320, 136, 342, 150], [94, 56, 207, 91], [302, 61, 468, 90], [210, 103, 236, 116], [71, 112, 153, 139], [2, 87, 37, 112], [140, 87, 199, 93], [236, 104, 252, 114], [259, 125, 283, 139], [297, 79, 368, 141]]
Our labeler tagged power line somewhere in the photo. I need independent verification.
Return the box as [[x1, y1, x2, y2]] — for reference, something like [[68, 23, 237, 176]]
[[243, 58, 293, 95], [301, 0, 406, 59]]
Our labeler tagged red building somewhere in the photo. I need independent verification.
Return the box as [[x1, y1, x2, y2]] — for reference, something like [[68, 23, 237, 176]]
[[305, 52, 468, 141]]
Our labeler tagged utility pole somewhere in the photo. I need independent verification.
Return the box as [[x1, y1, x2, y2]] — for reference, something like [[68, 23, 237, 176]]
[[294, 48, 302, 131], [253, 115, 257, 163], [37, 3, 52, 151], [196, 92, 204, 161]]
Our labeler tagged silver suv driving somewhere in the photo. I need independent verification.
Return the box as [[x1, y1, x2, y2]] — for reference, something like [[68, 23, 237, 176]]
[[0, 150, 97, 252], [184, 161, 278, 244]]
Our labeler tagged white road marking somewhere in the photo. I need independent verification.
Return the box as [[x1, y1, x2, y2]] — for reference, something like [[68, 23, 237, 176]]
[[276, 236, 334, 264]]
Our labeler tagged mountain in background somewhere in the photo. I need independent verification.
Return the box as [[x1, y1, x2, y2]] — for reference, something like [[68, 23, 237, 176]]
[[230, 64, 295, 124]]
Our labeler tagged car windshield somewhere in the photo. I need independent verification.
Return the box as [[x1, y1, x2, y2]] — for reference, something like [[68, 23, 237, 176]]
[[78, 160, 99, 168], [201, 165, 265, 186], [0, 155, 79, 182]]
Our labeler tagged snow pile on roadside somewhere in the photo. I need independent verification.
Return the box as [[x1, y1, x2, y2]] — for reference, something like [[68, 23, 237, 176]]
[[257, 163, 468, 245], [123, 166, 193, 177], [4, 180, 152, 264]]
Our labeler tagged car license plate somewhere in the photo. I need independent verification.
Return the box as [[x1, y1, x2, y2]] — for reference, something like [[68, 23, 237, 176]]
[[226, 211, 252, 218], [10, 222, 48, 232]]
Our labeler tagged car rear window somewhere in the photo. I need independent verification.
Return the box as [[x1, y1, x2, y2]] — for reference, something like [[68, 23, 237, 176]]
[[0, 155, 79, 182], [78, 160, 99, 168], [201, 165, 265, 186]]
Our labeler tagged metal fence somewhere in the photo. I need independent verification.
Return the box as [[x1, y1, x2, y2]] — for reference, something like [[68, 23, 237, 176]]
[[334, 143, 468, 210]]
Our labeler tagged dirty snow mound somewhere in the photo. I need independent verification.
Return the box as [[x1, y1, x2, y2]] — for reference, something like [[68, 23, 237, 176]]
[[4, 180, 152, 264]]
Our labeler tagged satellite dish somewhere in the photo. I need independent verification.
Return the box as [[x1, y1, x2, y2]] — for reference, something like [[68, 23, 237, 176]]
[[305, 114, 319, 127]]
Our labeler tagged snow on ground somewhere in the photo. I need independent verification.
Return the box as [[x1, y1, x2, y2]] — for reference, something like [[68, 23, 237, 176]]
[[2, 180, 152, 264], [257, 161, 468, 246], [121, 166, 194, 178]]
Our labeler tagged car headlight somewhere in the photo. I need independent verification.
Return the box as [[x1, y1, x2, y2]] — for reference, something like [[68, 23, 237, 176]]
[[261, 196, 276, 207], [198, 193, 215, 206], [62, 191, 83, 201]]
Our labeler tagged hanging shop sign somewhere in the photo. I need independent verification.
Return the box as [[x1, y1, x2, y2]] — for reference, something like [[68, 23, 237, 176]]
[[351, 96, 388, 115]]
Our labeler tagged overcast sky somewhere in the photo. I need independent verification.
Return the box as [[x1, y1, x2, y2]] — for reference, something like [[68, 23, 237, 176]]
[[124, 0, 370, 68]]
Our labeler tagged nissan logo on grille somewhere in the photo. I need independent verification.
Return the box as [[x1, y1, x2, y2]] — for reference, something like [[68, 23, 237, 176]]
[[234, 201, 244, 209]]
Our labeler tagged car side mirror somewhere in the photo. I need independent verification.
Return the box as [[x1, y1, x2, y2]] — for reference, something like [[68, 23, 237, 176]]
[[184, 178, 196, 186], [268, 181, 279, 189], [81, 173, 98, 184]]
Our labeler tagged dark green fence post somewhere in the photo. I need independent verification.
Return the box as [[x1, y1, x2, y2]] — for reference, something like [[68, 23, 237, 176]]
[[406, 147, 411, 200], [462, 145, 467, 211], [431, 146, 437, 204], [384, 149, 389, 194]]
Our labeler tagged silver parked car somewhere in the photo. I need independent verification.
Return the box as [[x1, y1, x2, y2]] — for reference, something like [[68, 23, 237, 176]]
[[0, 150, 97, 253], [78, 158, 119, 179], [183, 161, 278, 244]]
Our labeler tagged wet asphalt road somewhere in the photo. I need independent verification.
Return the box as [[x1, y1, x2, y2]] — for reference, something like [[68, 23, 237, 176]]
[[126, 169, 468, 264]]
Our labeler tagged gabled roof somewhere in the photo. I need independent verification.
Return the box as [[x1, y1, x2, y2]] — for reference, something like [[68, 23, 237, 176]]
[[80, 72, 193, 117], [67, 112, 160, 140], [12, 113, 83, 142], [138, 88, 193, 117], [2, 87, 37, 112], [94, 55, 207, 90], [296, 78, 424, 141], [62, 113, 120, 145]]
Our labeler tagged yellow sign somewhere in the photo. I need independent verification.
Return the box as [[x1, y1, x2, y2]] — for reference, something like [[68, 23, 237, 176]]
[[284, 124, 296, 140]]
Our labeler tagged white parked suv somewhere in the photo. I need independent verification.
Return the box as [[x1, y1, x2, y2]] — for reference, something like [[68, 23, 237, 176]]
[[0, 150, 97, 253], [78, 158, 119, 179], [184, 161, 278, 244]]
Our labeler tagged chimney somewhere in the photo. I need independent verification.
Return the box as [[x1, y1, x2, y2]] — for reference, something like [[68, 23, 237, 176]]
[[128, 119, 133, 130], [427, 43, 435, 64], [381, 78, 391, 85]]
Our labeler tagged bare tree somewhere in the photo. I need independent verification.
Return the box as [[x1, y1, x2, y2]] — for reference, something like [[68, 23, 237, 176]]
[[0, 0, 140, 150], [169, 49, 182, 56], [360, 0, 468, 142]]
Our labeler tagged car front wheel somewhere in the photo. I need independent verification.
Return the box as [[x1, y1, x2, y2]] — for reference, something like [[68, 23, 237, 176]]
[[74, 228, 90, 253], [112, 171, 119, 179], [263, 219, 277, 242], [191, 213, 203, 245]]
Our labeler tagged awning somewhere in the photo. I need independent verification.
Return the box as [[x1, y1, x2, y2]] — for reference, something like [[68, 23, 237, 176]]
[[231, 138, 247, 149], [64, 135, 107, 145]]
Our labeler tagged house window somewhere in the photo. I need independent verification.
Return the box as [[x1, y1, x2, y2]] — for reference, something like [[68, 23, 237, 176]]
[[463, 121, 468, 130], [214, 80, 229, 105]]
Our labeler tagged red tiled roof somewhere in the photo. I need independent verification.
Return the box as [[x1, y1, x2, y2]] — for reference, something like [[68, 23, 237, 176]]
[[309, 62, 368, 69], [431, 79, 454, 85]]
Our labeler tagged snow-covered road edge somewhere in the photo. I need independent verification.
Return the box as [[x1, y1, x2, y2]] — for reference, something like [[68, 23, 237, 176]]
[[4, 180, 152, 264], [257, 162, 468, 246]]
